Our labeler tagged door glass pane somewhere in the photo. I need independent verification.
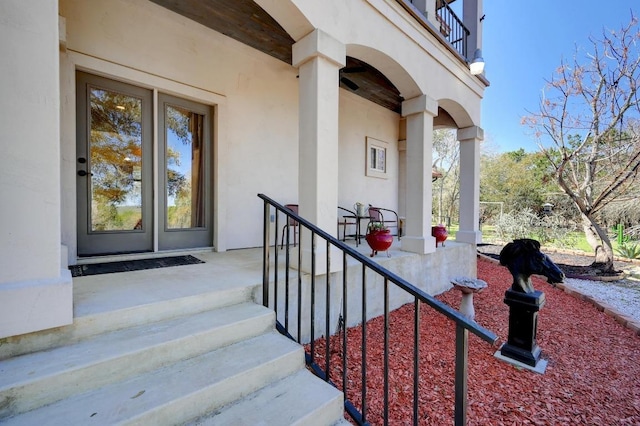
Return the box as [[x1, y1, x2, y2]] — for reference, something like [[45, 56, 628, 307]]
[[89, 88, 143, 231], [165, 105, 205, 229]]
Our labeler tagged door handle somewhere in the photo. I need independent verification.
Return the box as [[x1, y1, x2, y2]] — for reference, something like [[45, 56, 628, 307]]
[[77, 170, 93, 177]]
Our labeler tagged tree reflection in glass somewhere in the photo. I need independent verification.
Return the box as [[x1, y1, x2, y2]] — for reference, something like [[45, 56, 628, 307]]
[[89, 88, 143, 231], [165, 105, 205, 229]]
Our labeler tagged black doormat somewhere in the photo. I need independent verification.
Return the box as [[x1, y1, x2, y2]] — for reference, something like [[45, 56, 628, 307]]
[[69, 255, 204, 277]]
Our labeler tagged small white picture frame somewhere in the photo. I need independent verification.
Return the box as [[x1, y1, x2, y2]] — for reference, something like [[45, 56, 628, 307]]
[[366, 137, 388, 179]]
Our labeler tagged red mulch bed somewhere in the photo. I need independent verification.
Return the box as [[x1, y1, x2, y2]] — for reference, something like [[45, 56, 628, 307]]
[[308, 257, 640, 425]]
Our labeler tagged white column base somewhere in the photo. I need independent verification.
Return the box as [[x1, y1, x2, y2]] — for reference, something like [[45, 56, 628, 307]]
[[0, 269, 73, 339], [456, 230, 482, 244], [401, 235, 436, 254]]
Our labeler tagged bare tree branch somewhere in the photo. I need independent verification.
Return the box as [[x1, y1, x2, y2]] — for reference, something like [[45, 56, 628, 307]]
[[523, 13, 640, 271]]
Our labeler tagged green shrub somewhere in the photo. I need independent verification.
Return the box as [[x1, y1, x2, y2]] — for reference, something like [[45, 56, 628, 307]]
[[615, 242, 640, 260], [494, 208, 537, 241], [494, 208, 576, 246]]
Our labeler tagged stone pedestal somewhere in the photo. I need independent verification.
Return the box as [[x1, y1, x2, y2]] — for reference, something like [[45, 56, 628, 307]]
[[500, 289, 545, 367], [459, 292, 475, 320], [451, 277, 487, 322]]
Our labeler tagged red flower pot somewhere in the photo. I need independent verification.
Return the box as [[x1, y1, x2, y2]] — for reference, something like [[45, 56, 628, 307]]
[[366, 229, 393, 257], [432, 224, 448, 247]]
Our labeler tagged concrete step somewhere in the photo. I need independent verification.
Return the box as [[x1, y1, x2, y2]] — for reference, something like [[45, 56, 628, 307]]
[[1, 332, 305, 425], [0, 278, 256, 360], [1, 253, 347, 425], [189, 369, 345, 426], [0, 302, 273, 419]]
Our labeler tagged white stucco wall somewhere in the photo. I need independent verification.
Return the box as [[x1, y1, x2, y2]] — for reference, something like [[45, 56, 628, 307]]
[[58, 0, 411, 258], [59, 0, 303, 255], [338, 90, 400, 210]]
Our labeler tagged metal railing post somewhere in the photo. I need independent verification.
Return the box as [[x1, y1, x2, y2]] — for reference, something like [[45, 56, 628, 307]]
[[454, 324, 469, 426], [342, 252, 348, 400], [325, 239, 331, 381], [310, 232, 316, 362], [262, 201, 270, 307], [383, 279, 390, 424], [297, 231, 302, 342], [361, 263, 367, 423], [413, 298, 420, 426]]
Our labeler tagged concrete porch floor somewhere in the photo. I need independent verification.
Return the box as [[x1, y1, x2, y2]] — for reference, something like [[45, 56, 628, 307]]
[[73, 239, 396, 312], [72, 237, 473, 324], [73, 247, 266, 319]]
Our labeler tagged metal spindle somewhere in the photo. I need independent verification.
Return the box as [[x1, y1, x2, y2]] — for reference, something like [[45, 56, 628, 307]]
[[361, 264, 367, 423], [274, 217, 282, 322], [383, 278, 389, 424], [413, 298, 420, 426], [262, 202, 270, 307], [454, 324, 469, 426], [297, 230, 302, 342], [310, 232, 316, 363], [342, 251, 348, 398], [284, 224, 290, 331], [325, 239, 331, 382]]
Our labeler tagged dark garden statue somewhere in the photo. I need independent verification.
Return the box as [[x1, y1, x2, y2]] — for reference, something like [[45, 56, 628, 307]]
[[496, 239, 565, 372], [499, 238, 565, 293]]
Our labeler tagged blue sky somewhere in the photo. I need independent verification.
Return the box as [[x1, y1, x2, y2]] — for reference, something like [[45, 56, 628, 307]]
[[481, 1, 637, 153]]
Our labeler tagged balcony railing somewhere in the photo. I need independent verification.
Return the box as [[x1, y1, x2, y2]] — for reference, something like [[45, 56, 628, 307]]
[[402, 0, 470, 59], [259, 194, 498, 425], [436, 1, 469, 58]]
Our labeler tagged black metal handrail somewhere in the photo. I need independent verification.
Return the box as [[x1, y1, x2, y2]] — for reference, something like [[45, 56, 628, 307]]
[[401, 0, 470, 60], [259, 193, 497, 425], [435, 1, 470, 59]]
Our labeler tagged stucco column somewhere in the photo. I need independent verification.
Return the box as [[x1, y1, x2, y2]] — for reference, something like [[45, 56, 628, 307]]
[[456, 126, 484, 244], [464, 0, 483, 62], [292, 29, 345, 272], [400, 95, 438, 254], [0, 1, 72, 339]]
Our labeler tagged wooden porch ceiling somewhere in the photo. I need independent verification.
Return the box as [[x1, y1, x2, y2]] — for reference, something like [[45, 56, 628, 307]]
[[149, 0, 404, 113]]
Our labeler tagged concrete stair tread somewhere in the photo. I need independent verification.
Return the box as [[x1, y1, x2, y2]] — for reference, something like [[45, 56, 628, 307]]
[[0, 302, 270, 388], [2, 332, 304, 425], [0, 303, 274, 418], [190, 369, 345, 426], [0, 284, 258, 361], [72, 261, 256, 319], [75, 282, 255, 320]]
